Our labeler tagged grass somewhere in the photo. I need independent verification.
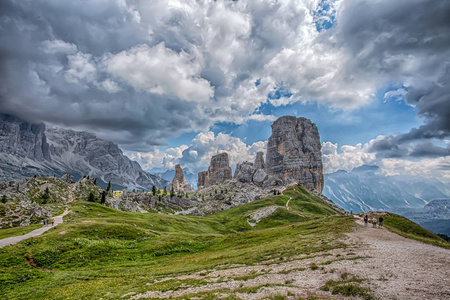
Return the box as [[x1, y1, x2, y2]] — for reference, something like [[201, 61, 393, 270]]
[[0, 185, 352, 299], [0, 224, 43, 240], [321, 273, 374, 300], [383, 213, 450, 249]]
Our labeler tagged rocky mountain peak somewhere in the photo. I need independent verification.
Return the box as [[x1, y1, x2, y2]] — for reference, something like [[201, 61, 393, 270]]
[[198, 152, 233, 189], [265, 116, 323, 192], [171, 164, 193, 193], [0, 113, 169, 190]]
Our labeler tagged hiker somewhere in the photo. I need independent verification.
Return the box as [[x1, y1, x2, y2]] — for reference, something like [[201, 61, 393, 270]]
[[372, 218, 377, 228], [363, 215, 368, 227], [379, 216, 384, 228], [43, 219, 46, 226], [51, 218, 55, 226]]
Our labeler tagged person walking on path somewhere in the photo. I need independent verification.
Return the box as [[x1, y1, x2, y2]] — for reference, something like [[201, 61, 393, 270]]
[[364, 215, 368, 227], [378, 216, 384, 228], [51, 218, 55, 226], [372, 218, 377, 228], [0, 210, 70, 248]]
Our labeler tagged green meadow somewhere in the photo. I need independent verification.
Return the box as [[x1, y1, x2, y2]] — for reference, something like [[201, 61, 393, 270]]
[[0, 184, 447, 299]]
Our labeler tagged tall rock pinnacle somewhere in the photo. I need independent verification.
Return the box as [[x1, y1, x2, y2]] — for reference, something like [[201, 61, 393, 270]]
[[265, 116, 324, 192], [197, 152, 232, 189], [170, 164, 193, 193]]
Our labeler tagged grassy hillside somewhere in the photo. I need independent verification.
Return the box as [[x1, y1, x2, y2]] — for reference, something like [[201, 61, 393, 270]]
[[0, 184, 354, 299], [383, 213, 450, 249]]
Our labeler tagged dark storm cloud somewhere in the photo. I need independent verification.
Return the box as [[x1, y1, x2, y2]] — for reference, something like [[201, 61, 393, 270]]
[[336, 0, 450, 161], [409, 141, 450, 158], [0, 0, 213, 150], [338, 0, 450, 154]]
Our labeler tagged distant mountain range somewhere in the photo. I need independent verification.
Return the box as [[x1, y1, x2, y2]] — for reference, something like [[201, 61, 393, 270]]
[[323, 165, 449, 213], [390, 199, 450, 236], [0, 113, 169, 190]]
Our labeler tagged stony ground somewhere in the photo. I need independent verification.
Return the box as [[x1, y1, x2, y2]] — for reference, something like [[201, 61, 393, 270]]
[[131, 215, 450, 300]]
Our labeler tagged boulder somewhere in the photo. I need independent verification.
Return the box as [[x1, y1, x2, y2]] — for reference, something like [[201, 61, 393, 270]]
[[234, 161, 254, 183], [253, 169, 268, 186]]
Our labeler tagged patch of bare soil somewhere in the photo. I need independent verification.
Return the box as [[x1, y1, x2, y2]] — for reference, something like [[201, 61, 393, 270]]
[[25, 256, 54, 273], [131, 217, 450, 299]]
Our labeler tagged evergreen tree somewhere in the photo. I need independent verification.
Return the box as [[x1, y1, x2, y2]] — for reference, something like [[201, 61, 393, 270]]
[[87, 175, 90, 180], [152, 185, 157, 196], [1, 195, 7, 204], [163, 186, 167, 195], [106, 181, 111, 191], [88, 191, 95, 202], [170, 186, 175, 198], [93, 178, 97, 185], [41, 187, 50, 204], [100, 191, 106, 205]]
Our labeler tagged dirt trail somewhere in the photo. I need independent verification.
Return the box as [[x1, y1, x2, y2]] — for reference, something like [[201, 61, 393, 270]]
[[0, 210, 70, 248], [132, 216, 450, 300], [286, 197, 292, 210]]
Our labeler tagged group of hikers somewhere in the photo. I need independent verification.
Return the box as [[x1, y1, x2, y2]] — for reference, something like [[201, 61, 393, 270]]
[[43, 218, 55, 226], [363, 214, 383, 228]]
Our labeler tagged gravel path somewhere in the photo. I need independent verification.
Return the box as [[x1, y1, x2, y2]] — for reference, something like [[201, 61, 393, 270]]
[[132, 215, 450, 299], [0, 210, 70, 248], [345, 215, 450, 299]]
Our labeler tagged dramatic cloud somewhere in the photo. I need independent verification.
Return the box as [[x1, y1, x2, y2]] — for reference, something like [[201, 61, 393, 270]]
[[323, 138, 450, 183], [322, 141, 376, 174], [1, 0, 449, 160], [128, 131, 267, 173], [104, 43, 214, 102]]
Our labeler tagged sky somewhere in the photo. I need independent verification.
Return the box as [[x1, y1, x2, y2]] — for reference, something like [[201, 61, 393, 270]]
[[0, 0, 449, 183]]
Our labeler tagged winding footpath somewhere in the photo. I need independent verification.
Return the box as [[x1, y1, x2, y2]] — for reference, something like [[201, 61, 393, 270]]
[[0, 209, 70, 248]]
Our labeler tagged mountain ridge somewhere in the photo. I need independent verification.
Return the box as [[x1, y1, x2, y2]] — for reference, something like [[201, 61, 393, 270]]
[[0, 113, 169, 190]]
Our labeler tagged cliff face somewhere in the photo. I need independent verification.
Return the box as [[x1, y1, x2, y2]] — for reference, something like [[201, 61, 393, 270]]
[[265, 116, 323, 192], [0, 113, 169, 189], [197, 153, 232, 189], [170, 164, 193, 193], [0, 114, 50, 161]]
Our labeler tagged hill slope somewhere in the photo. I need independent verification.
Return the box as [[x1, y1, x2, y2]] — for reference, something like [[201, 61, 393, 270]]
[[0, 184, 352, 299]]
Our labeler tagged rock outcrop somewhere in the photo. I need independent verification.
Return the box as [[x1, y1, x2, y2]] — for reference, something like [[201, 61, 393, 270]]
[[234, 151, 268, 186], [265, 116, 323, 192], [197, 153, 232, 188], [0, 113, 169, 189], [170, 164, 194, 193], [234, 162, 254, 183]]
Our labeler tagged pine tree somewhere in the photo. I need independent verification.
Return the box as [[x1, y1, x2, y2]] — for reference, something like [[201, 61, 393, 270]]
[[163, 186, 167, 195], [93, 178, 97, 185], [88, 191, 95, 202], [170, 187, 175, 198], [152, 185, 157, 196], [1, 195, 7, 204], [107, 181, 111, 191], [41, 187, 50, 204], [100, 191, 106, 205]]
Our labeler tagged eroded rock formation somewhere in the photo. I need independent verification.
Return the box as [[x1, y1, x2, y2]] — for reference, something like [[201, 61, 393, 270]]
[[197, 153, 232, 188], [234, 161, 254, 183], [265, 116, 323, 192], [170, 164, 194, 193]]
